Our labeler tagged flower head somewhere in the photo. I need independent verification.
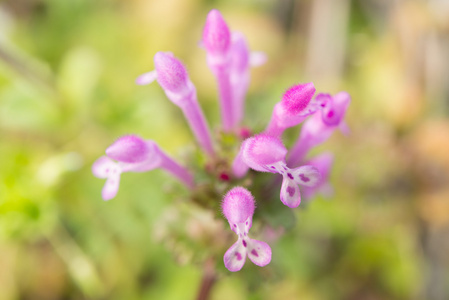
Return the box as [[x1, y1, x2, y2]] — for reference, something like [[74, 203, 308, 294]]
[[94, 9, 351, 273], [222, 187, 271, 272]]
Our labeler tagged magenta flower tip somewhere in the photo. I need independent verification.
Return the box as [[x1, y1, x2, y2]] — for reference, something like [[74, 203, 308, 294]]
[[243, 134, 287, 170], [106, 135, 150, 164], [282, 82, 316, 115], [202, 9, 231, 56], [154, 51, 189, 94], [222, 187, 255, 224]]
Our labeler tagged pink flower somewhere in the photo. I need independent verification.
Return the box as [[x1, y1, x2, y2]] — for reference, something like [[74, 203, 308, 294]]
[[241, 134, 321, 208], [264, 83, 328, 137], [136, 52, 215, 156], [222, 187, 272, 272], [92, 135, 193, 200]]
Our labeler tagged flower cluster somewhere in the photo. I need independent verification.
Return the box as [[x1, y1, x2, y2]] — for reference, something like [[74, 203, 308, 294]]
[[93, 9, 350, 272]]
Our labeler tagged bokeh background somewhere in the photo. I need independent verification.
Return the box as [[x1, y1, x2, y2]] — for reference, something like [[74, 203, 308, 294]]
[[1, 0, 449, 299]]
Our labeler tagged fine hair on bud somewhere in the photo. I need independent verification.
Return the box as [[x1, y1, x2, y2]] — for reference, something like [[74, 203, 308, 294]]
[[282, 83, 316, 115], [243, 134, 287, 168], [154, 52, 189, 93], [222, 187, 255, 224]]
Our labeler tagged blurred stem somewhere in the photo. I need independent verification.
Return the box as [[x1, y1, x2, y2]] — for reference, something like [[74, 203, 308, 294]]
[[46, 222, 103, 298], [196, 258, 217, 300], [0, 42, 60, 103]]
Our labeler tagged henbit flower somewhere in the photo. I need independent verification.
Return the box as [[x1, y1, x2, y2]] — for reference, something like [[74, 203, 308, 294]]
[[301, 152, 334, 200], [263, 83, 329, 138], [241, 134, 321, 208], [222, 187, 271, 272], [136, 52, 215, 156], [92, 135, 193, 200], [287, 91, 351, 167], [202, 9, 234, 132]]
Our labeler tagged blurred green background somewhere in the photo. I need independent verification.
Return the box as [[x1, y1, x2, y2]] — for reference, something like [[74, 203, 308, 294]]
[[1, 0, 449, 299]]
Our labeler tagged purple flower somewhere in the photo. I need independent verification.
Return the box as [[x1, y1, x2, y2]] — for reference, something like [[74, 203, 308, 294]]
[[241, 134, 321, 208], [136, 52, 215, 156], [222, 187, 271, 272], [92, 135, 193, 200], [288, 92, 350, 167], [264, 83, 328, 137]]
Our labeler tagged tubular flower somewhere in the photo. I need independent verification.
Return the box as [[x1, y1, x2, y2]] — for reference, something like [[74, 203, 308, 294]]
[[92, 135, 193, 200], [136, 52, 215, 156], [264, 83, 328, 137], [93, 9, 350, 272], [222, 187, 271, 272], [240, 134, 321, 208]]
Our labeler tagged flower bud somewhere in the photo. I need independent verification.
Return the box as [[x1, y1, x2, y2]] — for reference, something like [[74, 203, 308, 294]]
[[281, 83, 316, 116], [222, 187, 255, 224], [202, 9, 231, 57], [154, 52, 189, 94], [106, 135, 152, 163]]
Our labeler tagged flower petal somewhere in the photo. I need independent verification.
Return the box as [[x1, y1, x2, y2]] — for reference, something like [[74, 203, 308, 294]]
[[136, 70, 157, 85], [92, 156, 118, 178], [291, 165, 321, 187], [247, 238, 272, 267], [101, 172, 121, 201], [280, 177, 301, 208], [223, 240, 247, 272]]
